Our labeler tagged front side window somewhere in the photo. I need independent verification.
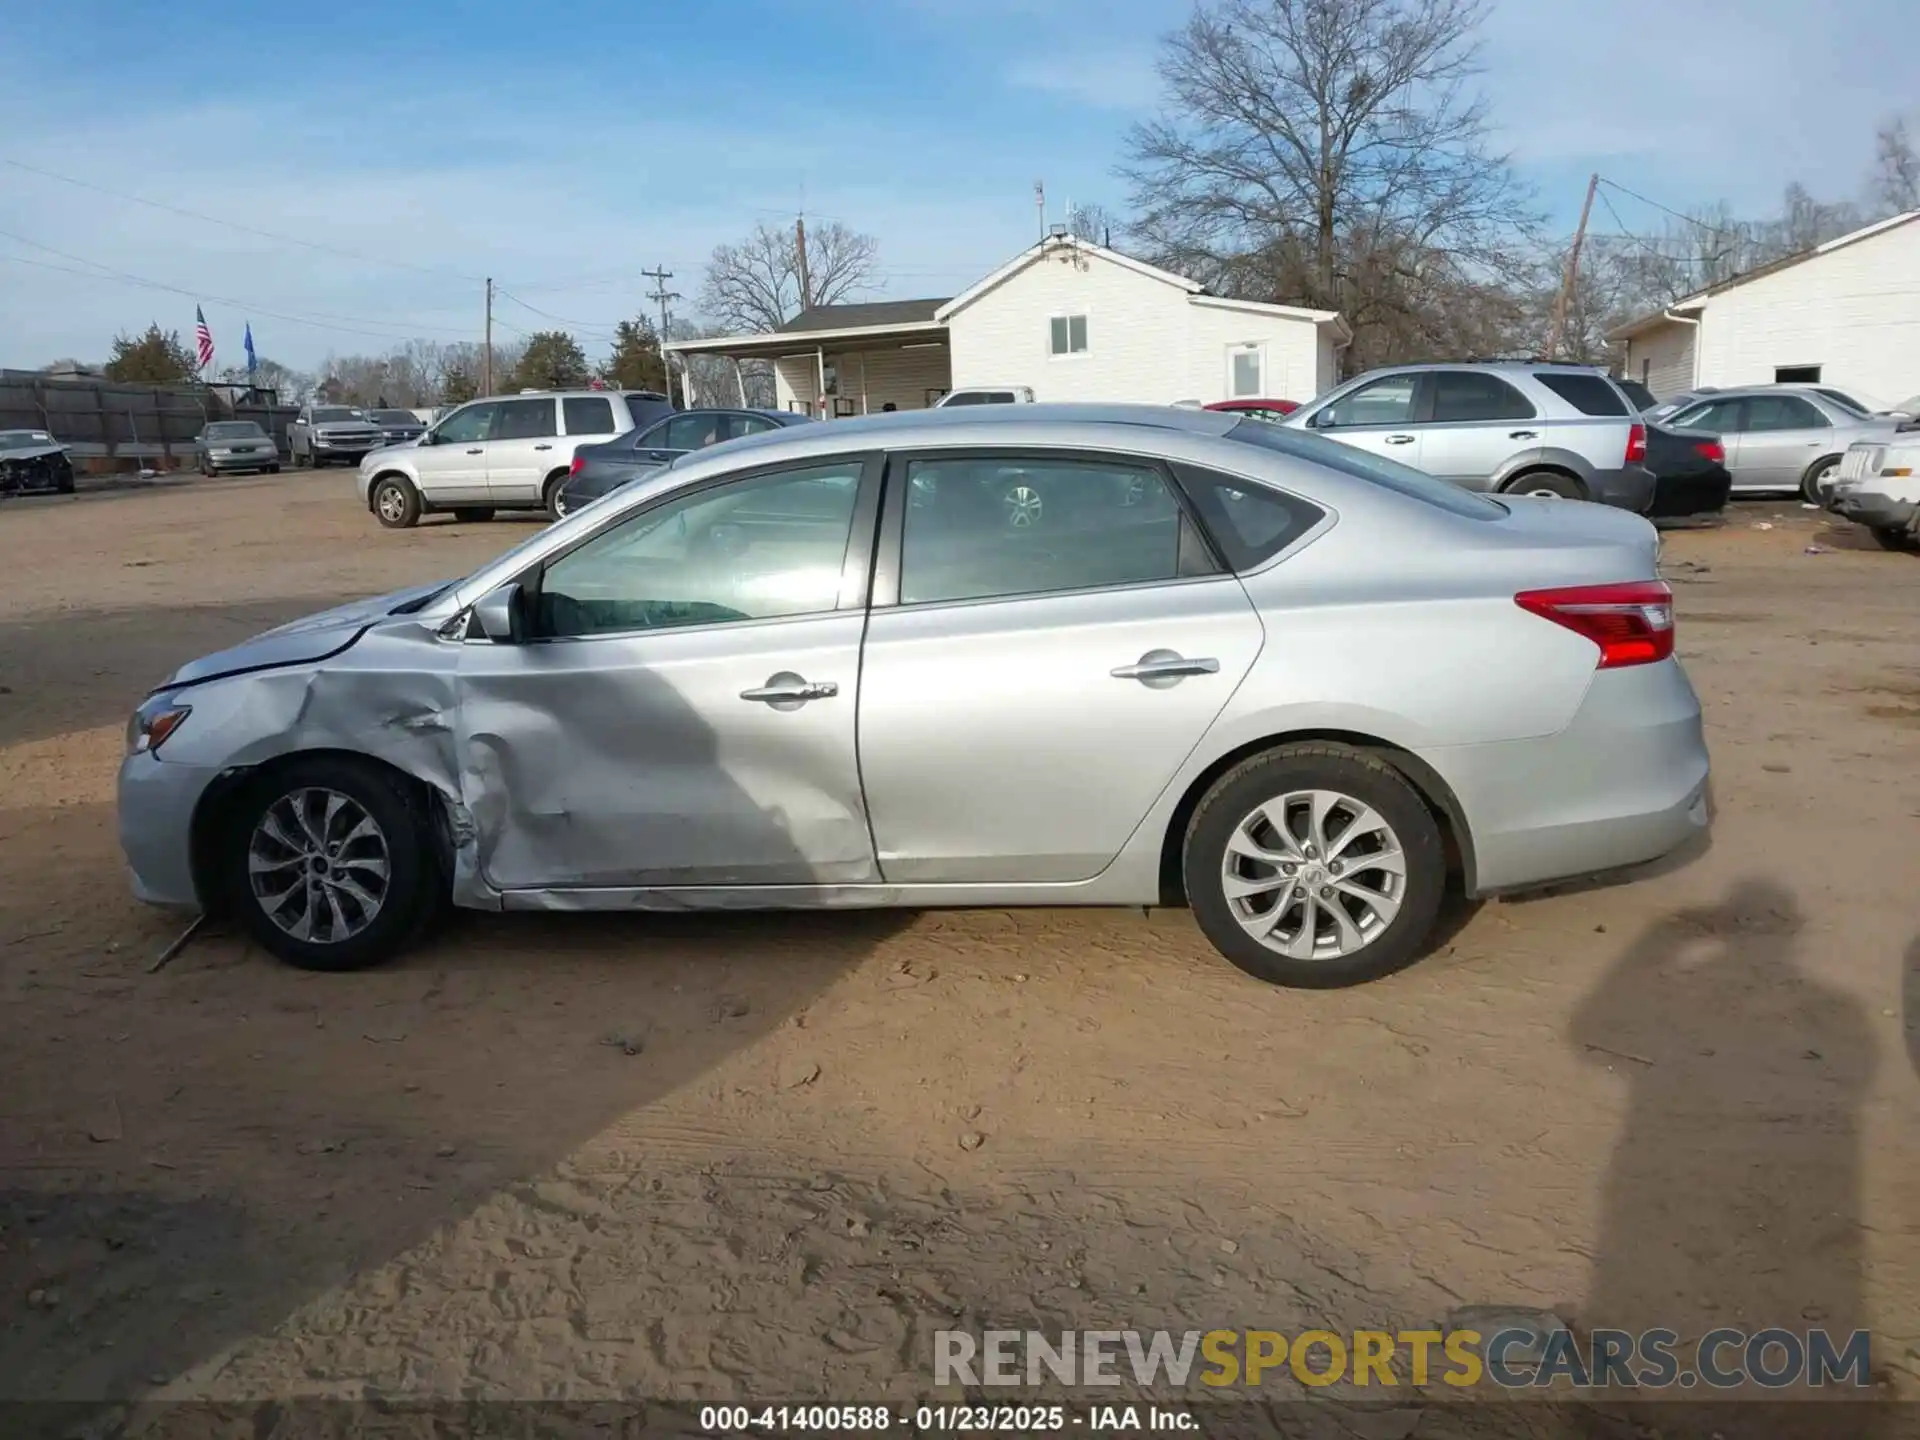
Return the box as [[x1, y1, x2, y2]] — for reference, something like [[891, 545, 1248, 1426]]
[[536, 461, 863, 638], [562, 396, 616, 435], [1049, 315, 1089, 356], [898, 456, 1213, 606], [665, 414, 726, 451], [1743, 394, 1827, 431], [1316, 374, 1417, 429], [493, 397, 557, 441], [1430, 371, 1536, 422], [434, 402, 498, 444], [730, 415, 778, 438]]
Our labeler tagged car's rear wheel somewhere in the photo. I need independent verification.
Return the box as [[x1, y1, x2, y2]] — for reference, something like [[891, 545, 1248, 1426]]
[[1183, 743, 1446, 988], [223, 757, 438, 972], [543, 471, 571, 521], [371, 475, 421, 529], [1508, 471, 1584, 500], [1802, 456, 1840, 504], [451, 507, 494, 523]]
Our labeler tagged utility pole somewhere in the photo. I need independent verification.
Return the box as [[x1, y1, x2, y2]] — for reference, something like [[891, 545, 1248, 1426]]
[[482, 277, 494, 396], [1034, 180, 1046, 241], [1548, 173, 1600, 361], [642, 265, 681, 403], [794, 215, 812, 314]]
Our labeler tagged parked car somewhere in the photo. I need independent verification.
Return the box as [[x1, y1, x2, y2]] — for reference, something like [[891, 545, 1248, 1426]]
[[1655, 387, 1901, 501], [1206, 398, 1300, 422], [366, 408, 427, 448], [0, 428, 75, 496], [193, 420, 281, 476], [556, 408, 814, 517], [1824, 435, 1920, 551], [935, 386, 1036, 407], [356, 390, 674, 527], [1646, 382, 1886, 426], [118, 403, 1708, 990], [1641, 422, 1732, 518], [289, 404, 383, 468], [1283, 362, 1656, 510]]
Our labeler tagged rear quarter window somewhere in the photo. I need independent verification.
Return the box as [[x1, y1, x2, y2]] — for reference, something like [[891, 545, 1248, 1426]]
[[1223, 418, 1506, 520], [1172, 464, 1326, 571], [1533, 372, 1631, 417]]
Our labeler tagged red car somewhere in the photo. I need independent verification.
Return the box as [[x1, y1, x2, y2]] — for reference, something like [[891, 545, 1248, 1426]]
[[1204, 398, 1299, 422]]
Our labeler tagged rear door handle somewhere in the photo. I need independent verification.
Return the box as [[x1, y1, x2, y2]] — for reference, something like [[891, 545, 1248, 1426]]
[[464, 448, 483, 455], [1111, 651, 1220, 685], [534, 443, 553, 451], [741, 672, 839, 709], [1384, 434, 1415, 445], [1509, 430, 1538, 440]]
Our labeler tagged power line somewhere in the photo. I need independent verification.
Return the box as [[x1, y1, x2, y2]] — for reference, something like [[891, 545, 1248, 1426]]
[[1596, 176, 1728, 237], [0, 155, 488, 285], [493, 288, 623, 337], [0, 228, 483, 342]]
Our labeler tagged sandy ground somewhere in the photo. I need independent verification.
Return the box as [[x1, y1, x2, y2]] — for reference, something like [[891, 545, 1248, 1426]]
[[1, 475, 1916, 1430]]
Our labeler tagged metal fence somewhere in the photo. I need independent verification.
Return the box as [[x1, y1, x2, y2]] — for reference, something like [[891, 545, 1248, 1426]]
[[0, 373, 300, 469]]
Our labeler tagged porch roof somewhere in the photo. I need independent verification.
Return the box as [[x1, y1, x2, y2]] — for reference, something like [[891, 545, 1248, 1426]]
[[663, 318, 949, 361]]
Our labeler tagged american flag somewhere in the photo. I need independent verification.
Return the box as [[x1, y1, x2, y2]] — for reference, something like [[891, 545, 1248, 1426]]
[[194, 306, 214, 371]]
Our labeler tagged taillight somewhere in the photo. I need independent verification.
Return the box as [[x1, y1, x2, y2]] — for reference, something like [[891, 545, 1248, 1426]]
[[569, 454, 584, 476], [1625, 423, 1647, 465], [1515, 581, 1674, 668], [1693, 439, 1725, 465]]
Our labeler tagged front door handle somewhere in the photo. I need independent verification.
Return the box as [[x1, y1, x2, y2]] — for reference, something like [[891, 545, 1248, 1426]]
[[1111, 651, 1220, 687], [1384, 434, 1416, 445], [1509, 430, 1538, 440], [534, 443, 553, 451], [465, 448, 483, 455], [741, 672, 839, 710], [648, 451, 671, 462]]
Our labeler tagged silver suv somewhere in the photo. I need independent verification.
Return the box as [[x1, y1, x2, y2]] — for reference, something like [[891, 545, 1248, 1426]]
[[1284, 363, 1655, 509], [355, 389, 671, 528]]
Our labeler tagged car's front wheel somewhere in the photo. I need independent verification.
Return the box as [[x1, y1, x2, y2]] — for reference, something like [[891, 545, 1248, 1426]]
[[371, 475, 422, 529], [1871, 524, 1916, 553], [223, 757, 439, 972], [1183, 743, 1447, 988]]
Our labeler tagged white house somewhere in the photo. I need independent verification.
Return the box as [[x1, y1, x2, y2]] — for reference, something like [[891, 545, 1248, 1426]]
[[1609, 209, 1920, 403], [666, 233, 1351, 416]]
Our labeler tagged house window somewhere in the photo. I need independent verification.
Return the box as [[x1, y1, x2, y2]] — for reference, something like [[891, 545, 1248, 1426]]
[[1230, 344, 1264, 399], [1049, 315, 1089, 356], [1775, 364, 1821, 383]]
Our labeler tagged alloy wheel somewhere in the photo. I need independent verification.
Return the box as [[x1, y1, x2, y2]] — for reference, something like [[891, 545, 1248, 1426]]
[[1219, 789, 1407, 960], [376, 484, 408, 523], [1004, 484, 1043, 528], [247, 787, 392, 944]]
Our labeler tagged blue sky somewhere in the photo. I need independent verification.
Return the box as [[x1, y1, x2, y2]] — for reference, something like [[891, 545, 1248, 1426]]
[[1, 0, 1913, 370]]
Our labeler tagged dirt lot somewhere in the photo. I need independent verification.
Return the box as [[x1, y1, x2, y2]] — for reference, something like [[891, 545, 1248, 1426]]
[[1, 475, 1917, 1427]]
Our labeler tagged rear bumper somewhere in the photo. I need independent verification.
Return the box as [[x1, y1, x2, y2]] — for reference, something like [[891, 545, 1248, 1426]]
[[1588, 464, 1659, 514], [1828, 488, 1917, 531], [1645, 467, 1732, 518], [1420, 660, 1711, 895]]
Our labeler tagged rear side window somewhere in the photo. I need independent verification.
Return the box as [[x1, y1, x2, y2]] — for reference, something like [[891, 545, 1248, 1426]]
[[1173, 464, 1325, 571], [563, 396, 616, 435], [1224, 418, 1506, 520], [1533, 372, 1630, 417], [493, 398, 557, 440], [1429, 371, 1536, 422]]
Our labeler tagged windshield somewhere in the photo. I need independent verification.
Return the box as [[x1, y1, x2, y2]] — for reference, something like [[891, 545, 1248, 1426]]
[[0, 430, 55, 448], [312, 407, 364, 423], [205, 421, 265, 439], [1224, 417, 1507, 520], [370, 409, 419, 424]]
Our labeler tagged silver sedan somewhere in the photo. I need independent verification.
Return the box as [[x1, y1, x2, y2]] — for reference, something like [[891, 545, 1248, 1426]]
[[118, 405, 1710, 988]]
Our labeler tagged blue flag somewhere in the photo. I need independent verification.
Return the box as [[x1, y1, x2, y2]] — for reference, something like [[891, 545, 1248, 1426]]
[[243, 321, 257, 379]]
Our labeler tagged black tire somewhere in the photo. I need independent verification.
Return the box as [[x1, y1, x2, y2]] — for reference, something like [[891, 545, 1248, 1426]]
[[1182, 743, 1447, 989], [451, 506, 494, 523], [198, 458, 212, 477], [1801, 456, 1840, 504], [543, 471, 571, 521], [311, 454, 328, 469], [268, 464, 281, 474], [1871, 525, 1917, 553], [54, 463, 75, 495], [1506, 471, 1584, 500], [222, 756, 441, 972], [370, 475, 422, 529]]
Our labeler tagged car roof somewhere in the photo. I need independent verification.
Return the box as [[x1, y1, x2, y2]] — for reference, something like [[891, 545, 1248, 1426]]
[[704, 402, 1240, 460]]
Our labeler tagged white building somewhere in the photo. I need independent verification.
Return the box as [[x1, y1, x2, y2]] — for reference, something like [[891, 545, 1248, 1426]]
[[1609, 210, 1920, 403], [667, 233, 1350, 416]]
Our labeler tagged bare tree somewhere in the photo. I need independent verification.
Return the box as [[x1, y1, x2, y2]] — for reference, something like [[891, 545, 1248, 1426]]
[[1122, 0, 1536, 368], [1874, 116, 1920, 215], [1065, 202, 1122, 246], [701, 220, 880, 333]]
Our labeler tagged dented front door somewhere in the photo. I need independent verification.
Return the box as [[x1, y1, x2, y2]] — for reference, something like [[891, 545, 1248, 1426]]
[[456, 613, 876, 891], [452, 455, 882, 893]]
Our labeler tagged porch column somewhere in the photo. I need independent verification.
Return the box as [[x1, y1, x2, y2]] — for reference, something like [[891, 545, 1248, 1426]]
[[816, 346, 827, 419]]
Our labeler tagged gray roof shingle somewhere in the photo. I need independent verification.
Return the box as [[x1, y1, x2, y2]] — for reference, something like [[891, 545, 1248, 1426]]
[[777, 299, 949, 333]]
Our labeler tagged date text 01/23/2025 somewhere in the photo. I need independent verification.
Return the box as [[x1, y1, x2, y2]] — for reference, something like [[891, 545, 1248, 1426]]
[[698, 1404, 1198, 1431]]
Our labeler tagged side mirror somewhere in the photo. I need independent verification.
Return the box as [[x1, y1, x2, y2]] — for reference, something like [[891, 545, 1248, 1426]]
[[473, 582, 524, 643], [1306, 409, 1333, 430], [417, 430, 436, 446]]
